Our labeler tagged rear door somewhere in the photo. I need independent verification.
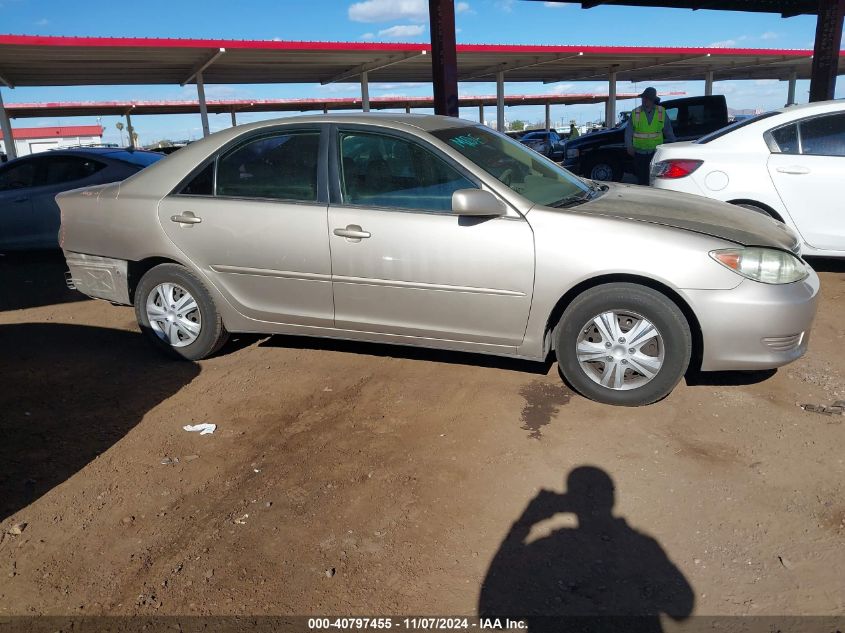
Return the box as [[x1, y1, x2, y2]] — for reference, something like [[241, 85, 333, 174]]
[[327, 126, 534, 347], [157, 126, 335, 325], [766, 112, 845, 252]]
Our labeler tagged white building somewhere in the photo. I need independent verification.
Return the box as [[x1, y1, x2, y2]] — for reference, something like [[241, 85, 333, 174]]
[[0, 124, 103, 158]]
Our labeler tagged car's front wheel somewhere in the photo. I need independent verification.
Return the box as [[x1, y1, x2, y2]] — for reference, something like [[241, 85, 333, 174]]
[[555, 283, 692, 406], [134, 263, 228, 360]]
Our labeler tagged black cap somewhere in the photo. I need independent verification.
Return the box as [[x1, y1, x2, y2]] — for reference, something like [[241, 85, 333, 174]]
[[639, 86, 660, 104]]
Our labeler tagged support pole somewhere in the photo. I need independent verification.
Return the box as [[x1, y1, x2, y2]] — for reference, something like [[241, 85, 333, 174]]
[[605, 69, 617, 128], [230, 110, 237, 127], [479, 104, 484, 124], [545, 102, 551, 132], [361, 71, 370, 112], [428, 0, 459, 116], [0, 89, 16, 160], [125, 112, 135, 149], [787, 71, 798, 106], [406, 104, 411, 114], [809, 0, 845, 102], [196, 71, 210, 137], [496, 71, 505, 132], [704, 70, 714, 96]]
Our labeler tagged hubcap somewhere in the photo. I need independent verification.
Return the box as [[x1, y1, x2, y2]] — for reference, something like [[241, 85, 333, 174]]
[[575, 310, 664, 391], [145, 282, 201, 348]]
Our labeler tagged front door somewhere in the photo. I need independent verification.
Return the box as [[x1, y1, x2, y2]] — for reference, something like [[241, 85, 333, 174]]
[[766, 112, 845, 252], [328, 128, 534, 347], [157, 128, 335, 326]]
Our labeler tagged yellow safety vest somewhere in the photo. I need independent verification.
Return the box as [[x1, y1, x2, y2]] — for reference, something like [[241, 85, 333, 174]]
[[632, 105, 665, 151]]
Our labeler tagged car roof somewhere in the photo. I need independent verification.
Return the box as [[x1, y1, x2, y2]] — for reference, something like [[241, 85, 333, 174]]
[[6, 147, 161, 162], [774, 98, 845, 117], [115, 112, 485, 197]]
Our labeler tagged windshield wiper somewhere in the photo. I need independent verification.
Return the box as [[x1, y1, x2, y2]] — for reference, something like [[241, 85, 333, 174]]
[[550, 189, 595, 208]]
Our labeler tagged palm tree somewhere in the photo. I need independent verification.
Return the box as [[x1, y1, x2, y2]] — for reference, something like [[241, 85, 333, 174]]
[[115, 121, 125, 146]]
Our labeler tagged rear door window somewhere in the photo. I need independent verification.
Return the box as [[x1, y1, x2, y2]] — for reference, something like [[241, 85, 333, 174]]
[[40, 156, 106, 186], [216, 131, 320, 201], [799, 113, 845, 157]]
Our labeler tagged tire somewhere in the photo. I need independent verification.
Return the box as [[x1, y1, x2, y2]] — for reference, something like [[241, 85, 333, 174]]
[[584, 155, 623, 182], [555, 283, 692, 406], [134, 263, 229, 361]]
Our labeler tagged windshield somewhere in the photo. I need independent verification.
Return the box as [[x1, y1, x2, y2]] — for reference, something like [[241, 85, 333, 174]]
[[431, 125, 590, 207]]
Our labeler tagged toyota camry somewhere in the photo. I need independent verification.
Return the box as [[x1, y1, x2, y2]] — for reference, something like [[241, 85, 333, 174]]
[[57, 114, 818, 406]]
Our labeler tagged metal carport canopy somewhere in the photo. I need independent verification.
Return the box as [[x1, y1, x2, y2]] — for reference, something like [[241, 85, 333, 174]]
[[1, 92, 683, 118], [0, 34, 838, 86]]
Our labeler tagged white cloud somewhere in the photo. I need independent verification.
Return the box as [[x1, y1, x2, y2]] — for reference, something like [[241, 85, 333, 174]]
[[35, 17, 48, 25], [348, 0, 470, 23], [360, 32, 375, 40], [349, 0, 428, 23], [377, 24, 425, 39], [543, 1, 573, 7], [496, 0, 515, 11], [709, 39, 738, 47], [760, 31, 778, 40]]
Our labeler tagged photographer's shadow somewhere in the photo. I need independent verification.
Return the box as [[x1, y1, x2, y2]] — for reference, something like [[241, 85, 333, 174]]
[[479, 466, 694, 633]]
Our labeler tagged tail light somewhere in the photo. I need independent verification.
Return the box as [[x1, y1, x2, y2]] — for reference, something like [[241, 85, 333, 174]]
[[652, 159, 703, 179]]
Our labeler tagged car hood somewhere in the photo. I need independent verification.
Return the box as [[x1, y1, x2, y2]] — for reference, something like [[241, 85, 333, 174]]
[[567, 183, 801, 253]]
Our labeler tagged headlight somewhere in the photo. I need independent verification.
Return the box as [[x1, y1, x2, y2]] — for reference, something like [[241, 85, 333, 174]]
[[566, 148, 579, 159], [709, 247, 809, 284]]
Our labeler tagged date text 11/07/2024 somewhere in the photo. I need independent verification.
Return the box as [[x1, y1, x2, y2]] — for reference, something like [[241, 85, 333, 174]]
[[307, 618, 527, 630]]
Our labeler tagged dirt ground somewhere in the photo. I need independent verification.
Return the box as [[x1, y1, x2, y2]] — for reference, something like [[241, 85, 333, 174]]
[[0, 251, 843, 623]]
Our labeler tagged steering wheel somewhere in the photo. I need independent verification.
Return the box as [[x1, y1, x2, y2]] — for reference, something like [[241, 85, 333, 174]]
[[498, 168, 514, 186]]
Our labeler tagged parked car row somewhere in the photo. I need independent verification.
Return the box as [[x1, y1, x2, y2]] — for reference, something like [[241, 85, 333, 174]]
[[561, 95, 730, 181]]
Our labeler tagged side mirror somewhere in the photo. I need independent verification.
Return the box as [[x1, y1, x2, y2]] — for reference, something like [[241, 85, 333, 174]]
[[451, 189, 507, 217]]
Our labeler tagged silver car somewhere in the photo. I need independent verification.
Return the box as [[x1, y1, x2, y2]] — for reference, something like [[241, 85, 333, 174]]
[[57, 114, 819, 406]]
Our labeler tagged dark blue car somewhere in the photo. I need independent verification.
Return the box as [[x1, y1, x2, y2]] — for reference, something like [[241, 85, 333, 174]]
[[0, 148, 163, 250]]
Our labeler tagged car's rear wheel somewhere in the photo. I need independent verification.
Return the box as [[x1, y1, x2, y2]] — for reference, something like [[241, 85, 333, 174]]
[[555, 283, 692, 406], [134, 263, 228, 360]]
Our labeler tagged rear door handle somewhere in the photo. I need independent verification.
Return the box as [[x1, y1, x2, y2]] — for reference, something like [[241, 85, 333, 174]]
[[333, 225, 371, 242], [170, 213, 202, 225], [776, 166, 810, 175]]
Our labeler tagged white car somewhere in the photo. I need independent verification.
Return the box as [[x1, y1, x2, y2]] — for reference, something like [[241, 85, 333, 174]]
[[650, 100, 845, 258]]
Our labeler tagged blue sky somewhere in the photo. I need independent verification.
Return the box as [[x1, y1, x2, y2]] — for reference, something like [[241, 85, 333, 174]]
[[0, 0, 838, 145]]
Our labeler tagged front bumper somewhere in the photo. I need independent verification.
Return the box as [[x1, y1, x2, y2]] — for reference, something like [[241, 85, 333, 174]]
[[682, 268, 820, 371]]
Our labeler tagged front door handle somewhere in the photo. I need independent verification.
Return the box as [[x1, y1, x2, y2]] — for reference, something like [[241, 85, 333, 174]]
[[170, 212, 202, 225], [333, 225, 371, 242], [776, 166, 810, 175]]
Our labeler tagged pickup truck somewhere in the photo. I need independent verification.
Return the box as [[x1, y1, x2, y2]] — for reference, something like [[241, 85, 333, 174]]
[[561, 95, 729, 181]]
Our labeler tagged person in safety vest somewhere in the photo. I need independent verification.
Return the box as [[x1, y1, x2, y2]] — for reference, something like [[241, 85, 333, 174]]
[[625, 86, 675, 185]]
